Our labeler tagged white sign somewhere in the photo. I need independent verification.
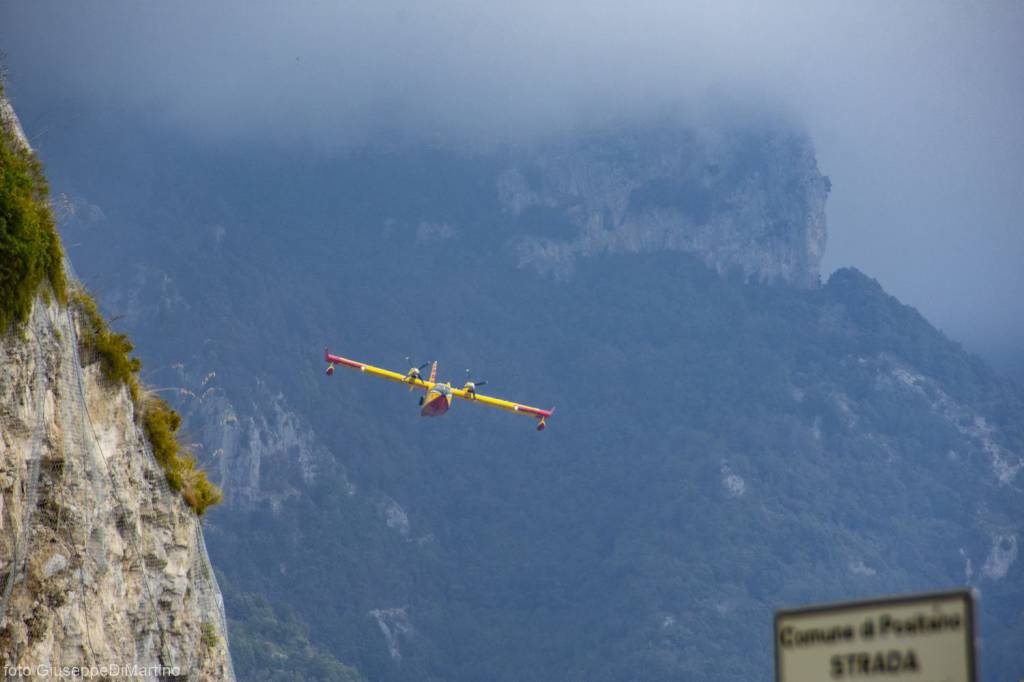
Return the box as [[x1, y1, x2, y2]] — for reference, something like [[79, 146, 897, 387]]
[[775, 590, 976, 681]]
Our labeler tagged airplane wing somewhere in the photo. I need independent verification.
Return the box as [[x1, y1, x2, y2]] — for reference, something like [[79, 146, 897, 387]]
[[451, 386, 555, 423], [324, 349, 433, 391]]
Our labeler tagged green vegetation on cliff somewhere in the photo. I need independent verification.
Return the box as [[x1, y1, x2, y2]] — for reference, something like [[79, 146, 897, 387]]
[[72, 288, 223, 515], [71, 289, 142, 399], [141, 394, 223, 515], [0, 83, 66, 331], [0, 85, 220, 517]]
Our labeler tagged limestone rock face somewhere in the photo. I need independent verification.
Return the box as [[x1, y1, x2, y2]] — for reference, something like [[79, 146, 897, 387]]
[[498, 127, 829, 287], [0, 298, 234, 680]]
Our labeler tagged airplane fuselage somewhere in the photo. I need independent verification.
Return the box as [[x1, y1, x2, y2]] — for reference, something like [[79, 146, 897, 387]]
[[420, 383, 453, 417]]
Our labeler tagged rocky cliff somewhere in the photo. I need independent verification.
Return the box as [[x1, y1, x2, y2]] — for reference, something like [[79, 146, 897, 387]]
[[1, 93, 234, 680], [498, 127, 829, 286]]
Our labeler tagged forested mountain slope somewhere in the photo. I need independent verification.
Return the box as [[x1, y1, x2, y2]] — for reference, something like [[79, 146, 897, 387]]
[[38, 114, 1024, 681]]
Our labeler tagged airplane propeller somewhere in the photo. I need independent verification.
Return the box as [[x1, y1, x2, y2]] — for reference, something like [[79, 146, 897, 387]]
[[406, 356, 430, 392], [464, 369, 487, 397], [406, 356, 429, 372]]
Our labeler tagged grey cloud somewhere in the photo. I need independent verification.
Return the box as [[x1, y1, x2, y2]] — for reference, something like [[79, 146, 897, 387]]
[[2, 1, 1023, 368]]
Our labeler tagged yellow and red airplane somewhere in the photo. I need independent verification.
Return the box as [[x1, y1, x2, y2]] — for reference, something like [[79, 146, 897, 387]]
[[324, 349, 555, 430]]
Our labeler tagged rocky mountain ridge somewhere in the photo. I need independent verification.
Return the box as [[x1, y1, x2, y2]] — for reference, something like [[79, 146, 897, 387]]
[[499, 128, 828, 286]]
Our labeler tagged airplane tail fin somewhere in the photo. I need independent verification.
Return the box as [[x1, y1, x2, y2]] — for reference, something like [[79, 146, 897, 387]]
[[428, 361, 438, 383]]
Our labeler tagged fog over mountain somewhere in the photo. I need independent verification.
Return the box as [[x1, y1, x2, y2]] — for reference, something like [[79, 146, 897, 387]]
[[3, 2, 1022, 373]]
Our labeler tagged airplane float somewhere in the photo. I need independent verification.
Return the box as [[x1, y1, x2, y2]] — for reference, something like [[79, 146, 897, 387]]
[[324, 349, 555, 431]]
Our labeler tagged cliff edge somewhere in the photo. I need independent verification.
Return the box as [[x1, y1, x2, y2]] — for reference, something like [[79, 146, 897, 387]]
[[1, 90, 234, 679]]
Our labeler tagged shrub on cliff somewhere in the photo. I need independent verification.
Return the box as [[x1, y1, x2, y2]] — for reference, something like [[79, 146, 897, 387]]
[[0, 83, 66, 332], [72, 289, 142, 401], [141, 394, 223, 516], [73, 288, 222, 516]]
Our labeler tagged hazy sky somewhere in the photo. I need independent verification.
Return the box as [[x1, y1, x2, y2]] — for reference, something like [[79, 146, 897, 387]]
[[2, 1, 1022, 368]]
